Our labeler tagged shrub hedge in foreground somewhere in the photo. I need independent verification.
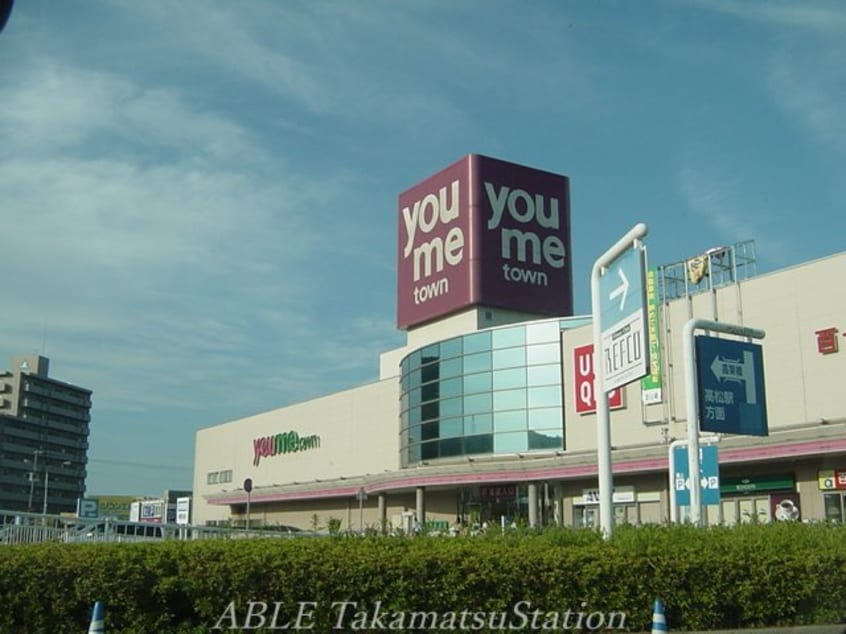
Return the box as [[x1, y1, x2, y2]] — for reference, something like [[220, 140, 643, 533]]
[[0, 522, 844, 633]]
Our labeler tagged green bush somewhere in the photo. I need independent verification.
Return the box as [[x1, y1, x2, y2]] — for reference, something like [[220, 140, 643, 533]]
[[0, 522, 843, 632]]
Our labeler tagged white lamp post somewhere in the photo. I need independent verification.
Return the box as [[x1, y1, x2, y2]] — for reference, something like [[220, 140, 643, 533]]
[[25, 449, 44, 512]]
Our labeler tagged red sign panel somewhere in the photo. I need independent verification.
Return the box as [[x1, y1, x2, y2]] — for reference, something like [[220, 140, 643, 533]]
[[815, 327, 840, 354], [574, 343, 624, 413]]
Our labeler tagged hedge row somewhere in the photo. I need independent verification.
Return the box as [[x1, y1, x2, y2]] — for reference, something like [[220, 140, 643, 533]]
[[0, 522, 844, 633]]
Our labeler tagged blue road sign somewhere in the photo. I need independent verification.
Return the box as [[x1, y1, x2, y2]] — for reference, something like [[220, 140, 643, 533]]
[[599, 245, 649, 392], [696, 335, 768, 436], [674, 444, 720, 506]]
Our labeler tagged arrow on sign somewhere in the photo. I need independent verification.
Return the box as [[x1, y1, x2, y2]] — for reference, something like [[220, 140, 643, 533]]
[[609, 267, 629, 311], [710, 350, 757, 405]]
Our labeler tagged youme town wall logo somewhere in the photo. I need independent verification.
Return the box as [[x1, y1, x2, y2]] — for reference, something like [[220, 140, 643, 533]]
[[252, 431, 321, 466]]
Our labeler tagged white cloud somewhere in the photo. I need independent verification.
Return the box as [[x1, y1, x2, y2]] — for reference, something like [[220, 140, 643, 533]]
[[677, 165, 792, 266], [690, 0, 846, 33]]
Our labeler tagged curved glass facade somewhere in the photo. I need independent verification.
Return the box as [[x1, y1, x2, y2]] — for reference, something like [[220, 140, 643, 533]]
[[400, 317, 589, 465]]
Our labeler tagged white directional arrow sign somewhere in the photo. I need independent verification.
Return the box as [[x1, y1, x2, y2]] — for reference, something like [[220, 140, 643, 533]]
[[609, 268, 629, 311], [599, 245, 649, 393]]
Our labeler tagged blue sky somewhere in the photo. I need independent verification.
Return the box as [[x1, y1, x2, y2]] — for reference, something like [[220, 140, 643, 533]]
[[1, 1, 843, 496]]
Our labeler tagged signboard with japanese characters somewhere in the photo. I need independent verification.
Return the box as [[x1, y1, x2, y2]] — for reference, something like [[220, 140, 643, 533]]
[[815, 327, 842, 355], [641, 268, 663, 404], [695, 335, 768, 436]]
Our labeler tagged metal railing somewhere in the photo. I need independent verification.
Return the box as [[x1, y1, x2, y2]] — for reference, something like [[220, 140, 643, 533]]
[[0, 510, 319, 545]]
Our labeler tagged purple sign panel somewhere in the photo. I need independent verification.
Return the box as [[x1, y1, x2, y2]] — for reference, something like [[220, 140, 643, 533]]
[[397, 155, 572, 329]]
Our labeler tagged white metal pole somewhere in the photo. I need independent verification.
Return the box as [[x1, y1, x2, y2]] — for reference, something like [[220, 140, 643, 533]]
[[42, 468, 49, 515], [683, 318, 764, 526], [591, 222, 648, 538]]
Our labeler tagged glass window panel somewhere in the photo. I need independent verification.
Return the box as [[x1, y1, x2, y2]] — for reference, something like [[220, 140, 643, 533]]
[[492, 346, 525, 369], [464, 351, 492, 374], [494, 410, 527, 433], [406, 425, 420, 444], [525, 321, 560, 344], [440, 337, 462, 360], [421, 441, 439, 460], [421, 421, 439, 441], [407, 369, 421, 389], [493, 388, 526, 411], [493, 367, 526, 390], [527, 342, 560, 365], [408, 349, 422, 370], [464, 392, 492, 415], [464, 413, 492, 435], [421, 343, 439, 364], [527, 363, 561, 386], [463, 371, 491, 394], [528, 407, 561, 431], [421, 363, 439, 384], [463, 331, 491, 354], [439, 437, 463, 457], [440, 417, 463, 438], [409, 407, 422, 425], [528, 430, 563, 450], [421, 382, 439, 403], [400, 391, 409, 412], [494, 431, 528, 453], [492, 326, 525, 349], [407, 443, 421, 463], [440, 377, 461, 399], [528, 385, 562, 408], [409, 388, 421, 408], [400, 356, 410, 375], [401, 373, 409, 392], [421, 401, 438, 422], [440, 357, 462, 379], [464, 434, 493, 455], [440, 397, 462, 418]]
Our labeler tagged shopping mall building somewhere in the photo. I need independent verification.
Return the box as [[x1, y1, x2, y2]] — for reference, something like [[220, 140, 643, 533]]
[[193, 155, 846, 531]]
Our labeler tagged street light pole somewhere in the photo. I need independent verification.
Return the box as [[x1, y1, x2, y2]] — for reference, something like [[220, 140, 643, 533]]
[[26, 449, 43, 512], [42, 467, 50, 515], [43, 460, 72, 515]]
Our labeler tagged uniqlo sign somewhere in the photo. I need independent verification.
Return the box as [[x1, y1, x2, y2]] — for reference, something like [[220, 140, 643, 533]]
[[574, 343, 624, 414]]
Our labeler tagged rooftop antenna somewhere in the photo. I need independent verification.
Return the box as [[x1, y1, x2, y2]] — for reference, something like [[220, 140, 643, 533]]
[[41, 317, 48, 355]]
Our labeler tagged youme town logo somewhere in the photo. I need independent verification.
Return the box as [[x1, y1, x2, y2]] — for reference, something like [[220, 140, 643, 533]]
[[252, 430, 321, 466]]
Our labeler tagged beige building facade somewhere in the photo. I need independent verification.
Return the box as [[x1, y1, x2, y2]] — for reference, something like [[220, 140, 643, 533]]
[[194, 248, 846, 531]]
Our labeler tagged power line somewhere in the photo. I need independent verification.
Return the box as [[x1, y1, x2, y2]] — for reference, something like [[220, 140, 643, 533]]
[[88, 458, 191, 472]]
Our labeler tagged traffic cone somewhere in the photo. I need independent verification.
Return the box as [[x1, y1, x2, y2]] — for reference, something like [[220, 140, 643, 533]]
[[651, 599, 667, 633], [88, 601, 104, 633]]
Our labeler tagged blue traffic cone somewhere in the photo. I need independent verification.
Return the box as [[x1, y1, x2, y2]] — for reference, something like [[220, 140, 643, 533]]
[[651, 599, 667, 633], [88, 601, 104, 633]]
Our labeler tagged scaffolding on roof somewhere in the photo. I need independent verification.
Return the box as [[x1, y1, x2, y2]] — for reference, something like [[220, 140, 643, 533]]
[[656, 240, 757, 303]]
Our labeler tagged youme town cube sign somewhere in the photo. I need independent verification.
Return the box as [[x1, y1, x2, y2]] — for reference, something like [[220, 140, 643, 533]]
[[253, 431, 321, 466], [397, 154, 573, 329]]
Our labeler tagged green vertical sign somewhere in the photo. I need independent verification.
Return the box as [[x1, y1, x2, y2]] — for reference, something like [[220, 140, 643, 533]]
[[641, 268, 663, 404]]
